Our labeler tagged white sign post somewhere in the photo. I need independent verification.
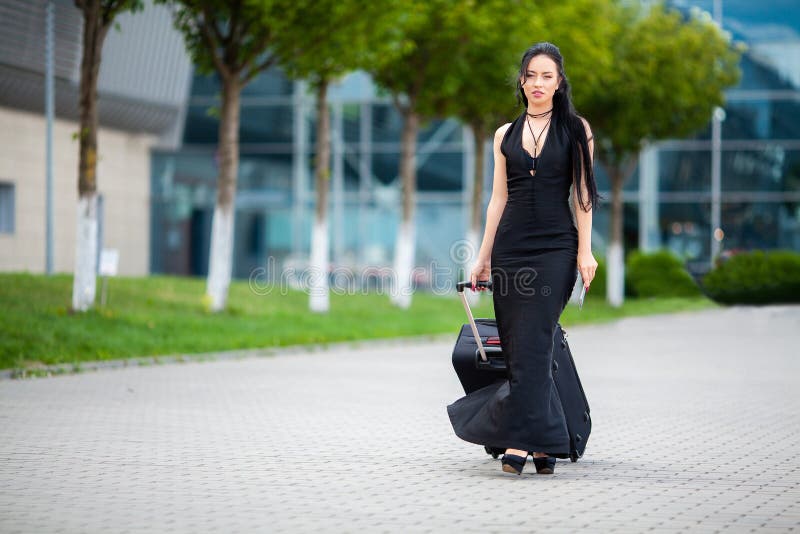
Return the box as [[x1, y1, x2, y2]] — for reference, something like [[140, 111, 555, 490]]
[[99, 248, 119, 307]]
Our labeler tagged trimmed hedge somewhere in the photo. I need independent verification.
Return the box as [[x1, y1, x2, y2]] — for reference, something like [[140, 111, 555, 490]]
[[703, 250, 800, 305], [625, 250, 701, 298]]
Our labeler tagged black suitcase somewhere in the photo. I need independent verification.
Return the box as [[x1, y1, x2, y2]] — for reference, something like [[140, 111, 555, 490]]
[[452, 280, 591, 462]]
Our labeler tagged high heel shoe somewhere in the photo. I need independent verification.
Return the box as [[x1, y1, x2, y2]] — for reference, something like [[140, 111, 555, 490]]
[[532, 455, 557, 474], [500, 453, 528, 475]]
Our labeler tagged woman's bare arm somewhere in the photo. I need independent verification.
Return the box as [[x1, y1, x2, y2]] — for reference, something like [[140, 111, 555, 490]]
[[476, 124, 510, 262], [574, 117, 598, 287]]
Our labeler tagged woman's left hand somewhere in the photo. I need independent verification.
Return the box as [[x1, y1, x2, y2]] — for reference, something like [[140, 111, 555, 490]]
[[577, 249, 598, 288]]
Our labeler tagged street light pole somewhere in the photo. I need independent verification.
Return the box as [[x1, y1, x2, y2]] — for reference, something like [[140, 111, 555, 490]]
[[711, 106, 725, 267], [45, 0, 54, 274], [710, 0, 724, 269]]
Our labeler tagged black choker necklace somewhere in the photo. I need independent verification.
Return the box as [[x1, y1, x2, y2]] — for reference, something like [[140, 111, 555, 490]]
[[526, 109, 553, 118]]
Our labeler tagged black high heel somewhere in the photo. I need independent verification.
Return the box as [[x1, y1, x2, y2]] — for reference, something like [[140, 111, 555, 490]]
[[501, 453, 528, 475], [532, 455, 557, 474]]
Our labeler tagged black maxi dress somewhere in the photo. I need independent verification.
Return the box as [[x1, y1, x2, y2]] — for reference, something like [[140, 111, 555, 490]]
[[447, 111, 579, 456]]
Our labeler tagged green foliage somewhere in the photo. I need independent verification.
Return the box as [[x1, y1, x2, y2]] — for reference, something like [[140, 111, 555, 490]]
[[625, 250, 701, 298], [273, 0, 401, 87], [75, 0, 144, 31], [103, 0, 144, 9], [421, 0, 618, 134], [525, 0, 617, 113], [95, 0, 144, 17], [160, 0, 294, 82], [422, 0, 528, 131], [702, 250, 800, 305], [111, 0, 147, 34], [366, 0, 484, 116], [583, 1, 744, 167]]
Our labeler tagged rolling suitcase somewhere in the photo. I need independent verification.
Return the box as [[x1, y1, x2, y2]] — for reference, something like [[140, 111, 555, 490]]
[[452, 280, 591, 462]]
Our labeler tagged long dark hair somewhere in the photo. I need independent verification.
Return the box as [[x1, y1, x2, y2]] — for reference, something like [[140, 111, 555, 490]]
[[516, 42, 599, 212]]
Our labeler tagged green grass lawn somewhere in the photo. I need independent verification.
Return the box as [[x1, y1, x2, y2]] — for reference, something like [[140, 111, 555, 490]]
[[0, 273, 716, 372]]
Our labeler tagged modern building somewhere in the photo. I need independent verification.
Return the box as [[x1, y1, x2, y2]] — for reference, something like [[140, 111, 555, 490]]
[[641, 0, 800, 274], [2, 0, 798, 287], [0, 0, 191, 275]]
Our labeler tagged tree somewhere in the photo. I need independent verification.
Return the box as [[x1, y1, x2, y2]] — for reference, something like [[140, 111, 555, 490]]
[[273, 0, 400, 313], [366, 0, 484, 309], [581, 2, 742, 306], [162, 0, 294, 311], [71, 0, 143, 312]]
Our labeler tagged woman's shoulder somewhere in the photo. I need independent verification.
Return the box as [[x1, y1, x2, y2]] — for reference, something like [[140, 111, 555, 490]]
[[495, 121, 513, 157], [495, 122, 513, 141]]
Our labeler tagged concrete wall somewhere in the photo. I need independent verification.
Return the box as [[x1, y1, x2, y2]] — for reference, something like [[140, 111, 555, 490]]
[[0, 106, 154, 275]]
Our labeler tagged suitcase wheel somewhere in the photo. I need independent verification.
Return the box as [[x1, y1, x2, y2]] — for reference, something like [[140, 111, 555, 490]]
[[570, 452, 579, 463]]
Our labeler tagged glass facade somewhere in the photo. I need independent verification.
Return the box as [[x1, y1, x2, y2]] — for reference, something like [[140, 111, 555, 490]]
[[151, 0, 800, 284], [151, 71, 471, 285], [637, 0, 800, 274]]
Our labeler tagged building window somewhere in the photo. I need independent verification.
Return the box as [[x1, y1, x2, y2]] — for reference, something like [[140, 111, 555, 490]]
[[0, 183, 14, 234]]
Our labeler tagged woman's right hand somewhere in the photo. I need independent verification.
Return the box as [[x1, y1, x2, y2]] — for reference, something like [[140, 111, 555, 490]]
[[469, 257, 491, 290]]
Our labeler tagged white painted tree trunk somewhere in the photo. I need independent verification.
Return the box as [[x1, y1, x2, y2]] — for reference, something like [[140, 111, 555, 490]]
[[606, 161, 632, 308], [391, 220, 416, 309], [205, 205, 235, 312], [309, 219, 330, 313], [465, 228, 480, 307], [607, 241, 625, 307], [71, 194, 98, 311], [310, 80, 331, 313]]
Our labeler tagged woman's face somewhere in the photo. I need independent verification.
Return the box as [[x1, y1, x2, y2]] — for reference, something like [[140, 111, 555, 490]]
[[520, 54, 562, 105]]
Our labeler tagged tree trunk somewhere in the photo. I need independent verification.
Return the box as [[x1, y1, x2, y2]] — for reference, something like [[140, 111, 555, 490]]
[[607, 163, 626, 307], [470, 123, 486, 239], [205, 76, 241, 312], [467, 123, 488, 306], [310, 80, 330, 313], [72, 0, 110, 312], [391, 109, 419, 309]]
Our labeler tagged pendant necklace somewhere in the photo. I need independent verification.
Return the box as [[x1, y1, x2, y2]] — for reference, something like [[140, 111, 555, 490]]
[[525, 113, 552, 176]]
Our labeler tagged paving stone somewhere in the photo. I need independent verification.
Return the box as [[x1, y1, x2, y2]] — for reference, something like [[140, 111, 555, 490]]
[[0, 305, 798, 532]]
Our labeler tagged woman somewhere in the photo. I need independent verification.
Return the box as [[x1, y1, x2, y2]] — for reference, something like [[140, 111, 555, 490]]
[[447, 42, 599, 475]]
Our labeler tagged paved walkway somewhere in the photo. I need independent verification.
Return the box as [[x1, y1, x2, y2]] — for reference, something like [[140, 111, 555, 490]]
[[1, 306, 799, 533]]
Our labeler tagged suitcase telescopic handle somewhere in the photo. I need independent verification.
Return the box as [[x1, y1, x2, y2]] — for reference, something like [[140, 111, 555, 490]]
[[456, 280, 492, 362]]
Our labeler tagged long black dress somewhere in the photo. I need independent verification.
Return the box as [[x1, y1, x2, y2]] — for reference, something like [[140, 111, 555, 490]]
[[447, 110, 579, 455]]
